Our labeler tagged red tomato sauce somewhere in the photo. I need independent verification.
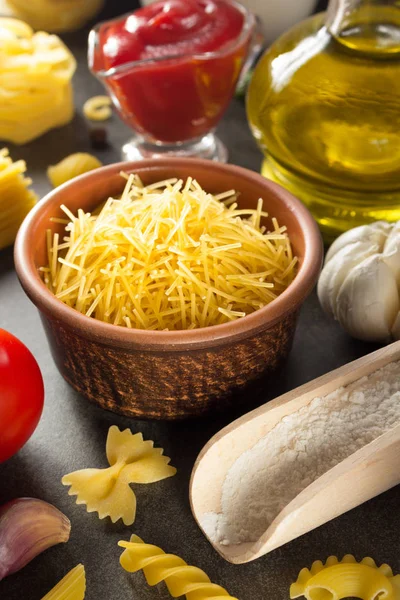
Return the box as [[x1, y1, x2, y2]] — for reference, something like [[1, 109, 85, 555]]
[[91, 0, 250, 143]]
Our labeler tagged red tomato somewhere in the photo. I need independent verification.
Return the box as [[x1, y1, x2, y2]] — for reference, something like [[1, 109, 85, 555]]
[[0, 329, 44, 462]]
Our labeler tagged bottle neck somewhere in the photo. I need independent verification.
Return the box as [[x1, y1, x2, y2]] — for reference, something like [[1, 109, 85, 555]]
[[326, 0, 400, 53]]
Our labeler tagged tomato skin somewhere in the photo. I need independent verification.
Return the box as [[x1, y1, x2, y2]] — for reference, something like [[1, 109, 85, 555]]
[[0, 329, 44, 462]]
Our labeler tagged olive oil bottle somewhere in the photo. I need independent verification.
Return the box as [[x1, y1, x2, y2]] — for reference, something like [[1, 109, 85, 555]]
[[247, 0, 400, 241]]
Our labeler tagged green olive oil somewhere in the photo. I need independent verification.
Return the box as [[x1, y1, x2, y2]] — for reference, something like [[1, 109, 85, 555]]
[[247, 6, 400, 241]]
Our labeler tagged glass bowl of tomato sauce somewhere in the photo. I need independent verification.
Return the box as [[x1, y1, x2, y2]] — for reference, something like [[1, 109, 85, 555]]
[[88, 0, 257, 161]]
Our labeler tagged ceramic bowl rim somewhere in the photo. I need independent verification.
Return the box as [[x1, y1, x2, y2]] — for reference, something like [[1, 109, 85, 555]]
[[14, 158, 323, 351]]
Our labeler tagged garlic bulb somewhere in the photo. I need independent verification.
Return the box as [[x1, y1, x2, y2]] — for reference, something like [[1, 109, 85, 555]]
[[317, 221, 400, 342]]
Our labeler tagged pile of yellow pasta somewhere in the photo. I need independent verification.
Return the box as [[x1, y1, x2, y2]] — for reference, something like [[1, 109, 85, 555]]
[[0, 18, 76, 144], [43, 175, 297, 330], [5, 0, 104, 33], [0, 148, 37, 249]]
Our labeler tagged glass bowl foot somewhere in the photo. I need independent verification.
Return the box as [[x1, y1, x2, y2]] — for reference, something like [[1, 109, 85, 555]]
[[121, 132, 228, 162]]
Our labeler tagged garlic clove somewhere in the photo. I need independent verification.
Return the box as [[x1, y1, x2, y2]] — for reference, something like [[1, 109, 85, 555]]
[[382, 222, 400, 284], [325, 221, 390, 264], [0, 498, 71, 581], [317, 241, 379, 317], [335, 255, 399, 342]]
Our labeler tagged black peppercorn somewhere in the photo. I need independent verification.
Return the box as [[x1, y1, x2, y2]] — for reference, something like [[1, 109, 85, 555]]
[[89, 127, 108, 150]]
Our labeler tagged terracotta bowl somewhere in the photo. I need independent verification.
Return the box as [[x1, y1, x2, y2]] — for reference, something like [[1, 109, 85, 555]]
[[14, 159, 322, 420]]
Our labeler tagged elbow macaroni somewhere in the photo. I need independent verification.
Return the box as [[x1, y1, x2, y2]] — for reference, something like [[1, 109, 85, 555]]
[[83, 96, 112, 122]]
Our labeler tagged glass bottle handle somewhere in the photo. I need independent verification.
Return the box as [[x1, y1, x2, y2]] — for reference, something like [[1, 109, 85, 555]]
[[326, 0, 358, 35], [236, 18, 265, 94], [326, 0, 400, 36]]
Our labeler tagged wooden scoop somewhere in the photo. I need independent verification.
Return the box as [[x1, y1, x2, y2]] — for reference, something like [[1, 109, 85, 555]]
[[190, 341, 400, 564]]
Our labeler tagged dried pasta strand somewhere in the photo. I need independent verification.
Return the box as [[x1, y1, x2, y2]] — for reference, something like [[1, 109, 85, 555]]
[[41, 564, 86, 600], [47, 153, 102, 188], [62, 426, 176, 526], [83, 95, 112, 121], [119, 535, 239, 599], [291, 555, 400, 600]]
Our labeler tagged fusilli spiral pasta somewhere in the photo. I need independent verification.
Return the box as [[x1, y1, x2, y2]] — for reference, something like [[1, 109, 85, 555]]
[[62, 426, 176, 526], [119, 535, 239, 599]]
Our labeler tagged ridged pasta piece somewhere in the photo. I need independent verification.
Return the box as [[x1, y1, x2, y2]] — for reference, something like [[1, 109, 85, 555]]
[[62, 426, 176, 526], [0, 148, 37, 249], [47, 153, 102, 188], [119, 534, 239, 599], [83, 96, 112, 121], [290, 555, 400, 600], [41, 564, 86, 600]]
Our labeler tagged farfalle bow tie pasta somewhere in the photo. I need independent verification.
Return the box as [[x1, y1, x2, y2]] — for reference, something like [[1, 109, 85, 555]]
[[62, 426, 176, 526]]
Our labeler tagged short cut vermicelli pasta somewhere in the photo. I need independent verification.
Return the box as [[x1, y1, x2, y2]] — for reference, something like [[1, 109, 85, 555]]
[[42, 175, 298, 330]]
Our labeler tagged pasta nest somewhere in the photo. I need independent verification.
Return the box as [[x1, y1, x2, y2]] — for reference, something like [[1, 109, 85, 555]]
[[0, 18, 76, 143], [291, 555, 400, 600]]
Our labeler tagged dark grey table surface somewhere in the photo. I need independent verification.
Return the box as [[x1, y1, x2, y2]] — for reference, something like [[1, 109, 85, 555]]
[[0, 4, 399, 599]]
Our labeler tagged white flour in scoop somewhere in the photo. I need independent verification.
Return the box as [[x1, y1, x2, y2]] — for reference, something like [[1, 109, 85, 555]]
[[201, 360, 400, 545]]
